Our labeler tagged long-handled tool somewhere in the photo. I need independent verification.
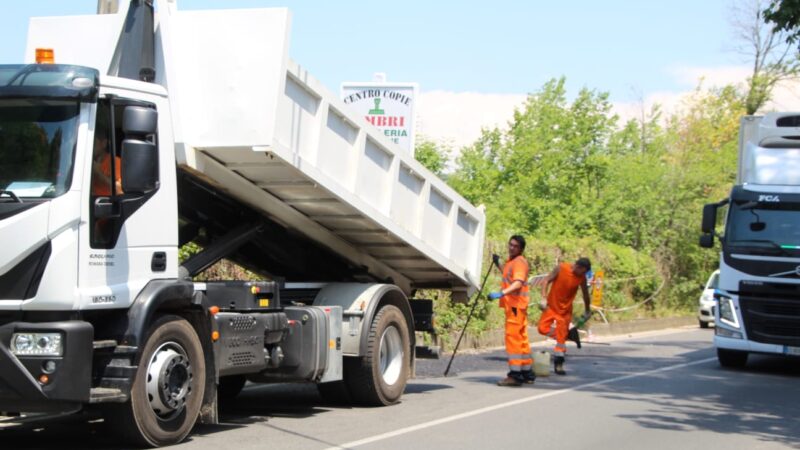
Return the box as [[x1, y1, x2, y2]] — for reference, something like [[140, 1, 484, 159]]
[[443, 254, 500, 377]]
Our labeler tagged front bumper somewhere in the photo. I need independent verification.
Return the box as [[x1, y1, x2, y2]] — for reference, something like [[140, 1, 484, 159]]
[[714, 334, 797, 356], [0, 321, 92, 413]]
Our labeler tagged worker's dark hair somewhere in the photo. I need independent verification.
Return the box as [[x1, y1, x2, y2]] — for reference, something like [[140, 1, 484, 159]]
[[575, 257, 592, 271], [509, 235, 526, 251]]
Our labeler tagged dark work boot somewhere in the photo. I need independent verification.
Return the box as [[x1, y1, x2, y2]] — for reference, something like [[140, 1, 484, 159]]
[[554, 356, 566, 375], [497, 376, 522, 387], [521, 370, 536, 384], [498, 370, 524, 387]]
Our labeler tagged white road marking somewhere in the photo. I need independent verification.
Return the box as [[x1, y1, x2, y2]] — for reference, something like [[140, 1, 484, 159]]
[[326, 356, 717, 450]]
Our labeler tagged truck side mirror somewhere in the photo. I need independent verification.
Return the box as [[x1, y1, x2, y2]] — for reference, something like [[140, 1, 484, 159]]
[[699, 234, 714, 248], [121, 105, 159, 194], [122, 140, 158, 194], [123, 105, 157, 135], [701, 203, 717, 234]]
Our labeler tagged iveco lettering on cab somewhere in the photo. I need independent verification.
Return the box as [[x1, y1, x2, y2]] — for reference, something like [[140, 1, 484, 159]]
[[0, 1, 485, 446]]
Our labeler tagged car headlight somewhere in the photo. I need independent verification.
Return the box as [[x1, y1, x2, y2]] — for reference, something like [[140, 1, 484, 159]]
[[10, 332, 63, 356], [714, 294, 739, 328]]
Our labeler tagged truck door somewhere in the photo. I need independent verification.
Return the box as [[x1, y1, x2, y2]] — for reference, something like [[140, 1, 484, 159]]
[[79, 96, 174, 309]]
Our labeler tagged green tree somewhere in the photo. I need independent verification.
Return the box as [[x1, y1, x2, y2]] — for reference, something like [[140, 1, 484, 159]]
[[414, 139, 448, 177], [731, 0, 799, 114], [764, 0, 800, 46], [443, 76, 746, 321]]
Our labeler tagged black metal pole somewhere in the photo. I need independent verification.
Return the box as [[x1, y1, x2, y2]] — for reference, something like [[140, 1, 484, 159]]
[[443, 255, 499, 377]]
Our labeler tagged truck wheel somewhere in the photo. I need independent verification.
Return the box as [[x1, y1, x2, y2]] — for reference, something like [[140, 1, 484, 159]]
[[345, 305, 410, 406], [699, 319, 709, 329], [106, 315, 206, 447], [218, 375, 247, 402], [717, 348, 748, 368]]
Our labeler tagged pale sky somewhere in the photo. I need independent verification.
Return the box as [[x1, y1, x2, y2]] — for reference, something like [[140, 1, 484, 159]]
[[3, 1, 799, 149]]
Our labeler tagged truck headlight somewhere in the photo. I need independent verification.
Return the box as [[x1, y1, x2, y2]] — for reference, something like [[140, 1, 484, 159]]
[[10, 332, 63, 356], [714, 294, 739, 328], [715, 327, 743, 339]]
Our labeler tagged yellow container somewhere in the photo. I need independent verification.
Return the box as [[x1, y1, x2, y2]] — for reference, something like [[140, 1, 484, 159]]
[[533, 351, 551, 377]]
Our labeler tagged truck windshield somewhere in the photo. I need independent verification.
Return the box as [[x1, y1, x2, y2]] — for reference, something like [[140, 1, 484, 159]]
[[0, 99, 79, 199], [726, 201, 800, 254]]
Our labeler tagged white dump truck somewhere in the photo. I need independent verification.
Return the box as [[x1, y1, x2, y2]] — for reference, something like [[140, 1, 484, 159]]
[[700, 113, 800, 368], [0, 1, 485, 446]]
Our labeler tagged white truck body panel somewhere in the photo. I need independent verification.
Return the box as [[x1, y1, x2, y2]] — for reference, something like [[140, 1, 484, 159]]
[[25, 4, 485, 293], [738, 113, 800, 186]]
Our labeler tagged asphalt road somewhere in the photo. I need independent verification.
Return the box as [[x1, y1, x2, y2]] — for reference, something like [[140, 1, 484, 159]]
[[2, 327, 799, 449]]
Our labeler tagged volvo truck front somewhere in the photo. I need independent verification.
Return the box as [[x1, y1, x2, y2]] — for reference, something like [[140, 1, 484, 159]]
[[700, 113, 800, 367]]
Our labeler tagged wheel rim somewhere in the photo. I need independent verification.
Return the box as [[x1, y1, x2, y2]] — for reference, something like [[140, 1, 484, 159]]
[[145, 341, 193, 420], [379, 326, 404, 386]]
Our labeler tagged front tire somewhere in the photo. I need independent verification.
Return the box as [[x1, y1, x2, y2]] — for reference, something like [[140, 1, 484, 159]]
[[699, 319, 709, 329], [345, 305, 410, 406], [105, 315, 206, 447], [717, 348, 748, 368]]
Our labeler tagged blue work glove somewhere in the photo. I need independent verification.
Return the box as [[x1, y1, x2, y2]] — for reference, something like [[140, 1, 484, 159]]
[[487, 292, 503, 300]]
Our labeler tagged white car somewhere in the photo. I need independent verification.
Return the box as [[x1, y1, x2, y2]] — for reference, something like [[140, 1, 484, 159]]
[[698, 270, 719, 328]]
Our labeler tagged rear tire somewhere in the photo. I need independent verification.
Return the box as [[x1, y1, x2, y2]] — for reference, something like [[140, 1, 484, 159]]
[[345, 305, 410, 406], [717, 348, 748, 368], [699, 319, 709, 329], [105, 315, 206, 447]]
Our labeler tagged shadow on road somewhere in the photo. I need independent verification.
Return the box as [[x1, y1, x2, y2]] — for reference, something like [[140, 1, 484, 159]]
[[592, 352, 800, 448], [0, 379, 454, 448], [419, 332, 800, 448]]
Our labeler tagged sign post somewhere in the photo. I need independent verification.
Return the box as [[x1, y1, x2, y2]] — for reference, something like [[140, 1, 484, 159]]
[[591, 270, 604, 309]]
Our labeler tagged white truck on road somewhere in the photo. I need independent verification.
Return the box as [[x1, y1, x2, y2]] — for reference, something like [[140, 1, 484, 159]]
[[700, 113, 800, 367], [0, 1, 485, 446]]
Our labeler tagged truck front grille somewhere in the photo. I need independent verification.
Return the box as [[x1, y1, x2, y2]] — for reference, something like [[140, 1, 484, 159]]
[[740, 294, 800, 347]]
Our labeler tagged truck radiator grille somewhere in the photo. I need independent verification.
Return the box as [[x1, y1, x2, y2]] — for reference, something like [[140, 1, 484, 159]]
[[740, 295, 800, 347]]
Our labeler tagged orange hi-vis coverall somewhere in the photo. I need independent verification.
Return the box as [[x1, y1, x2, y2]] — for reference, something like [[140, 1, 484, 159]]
[[500, 255, 531, 373], [538, 262, 586, 358], [92, 153, 122, 197]]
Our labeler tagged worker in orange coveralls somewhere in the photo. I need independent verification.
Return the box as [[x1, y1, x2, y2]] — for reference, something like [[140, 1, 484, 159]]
[[487, 235, 534, 386], [538, 258, 592, 375]]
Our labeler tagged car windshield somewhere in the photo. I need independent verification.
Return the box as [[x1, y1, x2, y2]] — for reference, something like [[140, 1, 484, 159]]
[[726, 201, 800, 255], [0, 99, 80, 199], [707, 273, 719, 290]]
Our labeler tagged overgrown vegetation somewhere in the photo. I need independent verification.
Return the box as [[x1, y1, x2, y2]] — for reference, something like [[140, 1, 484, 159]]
[[178, 242, 264, 281], [417, 80, 745, 337]]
